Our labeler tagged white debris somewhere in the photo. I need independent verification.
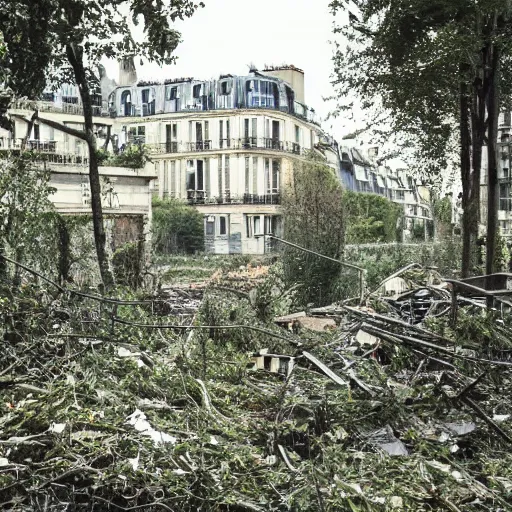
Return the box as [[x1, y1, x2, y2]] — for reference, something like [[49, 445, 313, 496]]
[[49, 422, 66, 434], [451, 470, 463, 481], [390, 496, 403, 508], [0, 457, 10, 467], [209, 435, 219, 445], [118, 347, 140, 358], [125, 409, 176, 446], [173, 468, 188, 475], [128, 453, 140, 471], [137, 359, 146, 368], [493, 414, 510, 423]]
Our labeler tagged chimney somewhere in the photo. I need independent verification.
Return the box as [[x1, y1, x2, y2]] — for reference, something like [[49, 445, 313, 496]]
[[261, 64, 305, 104], [118, 57, 137, 86]]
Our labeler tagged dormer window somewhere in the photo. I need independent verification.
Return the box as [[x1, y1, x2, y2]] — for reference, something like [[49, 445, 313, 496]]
[[166, 86, 178, 100], [220, 80, 232, 95]]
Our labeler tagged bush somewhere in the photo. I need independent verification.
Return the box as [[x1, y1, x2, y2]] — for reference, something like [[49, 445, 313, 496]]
[[344, 190, 403, 243], [152, 198, 204, 255], [97, 145, 150, 169]]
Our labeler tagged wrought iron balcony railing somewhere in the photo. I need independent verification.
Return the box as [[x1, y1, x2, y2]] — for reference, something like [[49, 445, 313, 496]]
[[186, 191, 281, 205], [146, 138, 306, 157]]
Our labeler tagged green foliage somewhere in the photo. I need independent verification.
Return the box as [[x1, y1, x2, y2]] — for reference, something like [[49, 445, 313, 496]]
[[337, 241, 463, 299], [97, 145, 151, 169], [433, 196, 453, 225], [0, 154, 56, 279], [344, 190, 402, 243], [152, 197, 204, 255], [281, 154, 345, 307], [112, 242, 144, 289]]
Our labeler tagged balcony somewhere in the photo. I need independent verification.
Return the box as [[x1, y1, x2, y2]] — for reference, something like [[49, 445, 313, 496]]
[[11, 100, 104, 117], [145, 138, 307, 157], [0, 137, 90, 166], [186, 191, 281, 205], [187, 140, 212, 152]]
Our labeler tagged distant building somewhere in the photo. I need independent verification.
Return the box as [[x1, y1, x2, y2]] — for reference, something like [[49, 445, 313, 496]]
[[339, 144, 433, 240], [480, 112, 512, 238]]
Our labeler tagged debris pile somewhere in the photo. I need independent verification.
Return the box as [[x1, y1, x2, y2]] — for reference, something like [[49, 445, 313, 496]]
[[1, 263, 512, 510]]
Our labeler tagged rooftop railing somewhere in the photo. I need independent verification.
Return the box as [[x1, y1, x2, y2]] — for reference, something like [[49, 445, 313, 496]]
[[146, 138, 306, 157]]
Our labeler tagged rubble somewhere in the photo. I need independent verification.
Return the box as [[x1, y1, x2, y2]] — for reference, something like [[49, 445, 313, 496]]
[[1, 261, 512, 510]]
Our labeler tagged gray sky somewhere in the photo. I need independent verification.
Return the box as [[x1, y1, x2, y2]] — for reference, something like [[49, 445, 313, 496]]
[[104, 0, 354, 138]]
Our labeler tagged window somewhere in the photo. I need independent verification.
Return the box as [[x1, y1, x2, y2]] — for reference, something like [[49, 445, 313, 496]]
[[224, 156, 230, 195], [206, 216, 215, 235], [141, 89, 150, 103], [162, 161, 169, 196], [245, 215, 263, 238], [170, 161, 176, 197], [193, 84, 201, 98], [220, 80, 232, 95], [219, 216, 227, 235], [246, 80, 277, 108], [244, 118, 257, 146], [166, 86, 178, 100], [186, 160, 204, 191], [253, 157, 258, 194], [254, 216, 261, 236], [245, 157, 250, 194]]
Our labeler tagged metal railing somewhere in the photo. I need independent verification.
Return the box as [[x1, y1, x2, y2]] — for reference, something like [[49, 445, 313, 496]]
[[145, 138, 307, 157], [186, 191, 281, 205], [0, 138, 89, 165], [11, 100, 104, 117]]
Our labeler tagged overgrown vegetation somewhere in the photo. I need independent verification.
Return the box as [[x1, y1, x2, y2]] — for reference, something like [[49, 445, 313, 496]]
[[344, 190, 402, 243], [152, 197, 204, 255], [281, 154, 345, 307], [96, 145, 151, 169], [1, 256, 511, 511]]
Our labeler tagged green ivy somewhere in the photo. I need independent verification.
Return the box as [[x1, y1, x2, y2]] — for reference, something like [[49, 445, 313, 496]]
[[343, 190, 403, 244]]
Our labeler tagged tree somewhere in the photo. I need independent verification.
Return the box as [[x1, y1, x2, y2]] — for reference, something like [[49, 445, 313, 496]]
[[0, 154, 55, 282], [1, 0, 203, 289], [281, 154, 345, 307], [152, 198, 204, 254], [330, 0, 512, 277], [0, 1, 55, 129], [343, 190, 402, 243]]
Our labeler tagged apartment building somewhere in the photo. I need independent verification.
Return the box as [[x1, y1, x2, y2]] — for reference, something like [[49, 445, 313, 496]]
[[339, 145, 433, 240], [0, 96, 156, 250], [106, 63, 340, 254]]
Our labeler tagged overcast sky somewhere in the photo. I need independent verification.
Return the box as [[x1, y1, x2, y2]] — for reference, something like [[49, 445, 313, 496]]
[[103, 0, 354, 139]]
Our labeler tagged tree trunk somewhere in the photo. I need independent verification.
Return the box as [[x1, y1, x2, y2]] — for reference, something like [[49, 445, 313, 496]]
[[66, 44, 114, 290], [486, 43, 501, 277], [461, 81, 474, 277]]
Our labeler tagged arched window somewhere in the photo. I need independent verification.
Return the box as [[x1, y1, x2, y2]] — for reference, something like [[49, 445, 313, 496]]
[[121, 90, 132, 116]]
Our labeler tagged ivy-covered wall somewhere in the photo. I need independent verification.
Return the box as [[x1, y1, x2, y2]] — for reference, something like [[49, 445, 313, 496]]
[[343, 190, 403, 244]]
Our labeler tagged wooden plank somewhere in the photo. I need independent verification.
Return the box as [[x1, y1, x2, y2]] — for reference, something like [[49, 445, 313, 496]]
[[302, 351, 347, 386]]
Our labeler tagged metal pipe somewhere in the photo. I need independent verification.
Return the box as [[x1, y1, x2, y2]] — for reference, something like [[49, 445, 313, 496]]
[[257, 234, 367, 303]]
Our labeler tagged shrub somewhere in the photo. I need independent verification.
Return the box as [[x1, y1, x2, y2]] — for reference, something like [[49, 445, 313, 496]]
[[343, 190, 403, 243], [152, 198, 204, 254]]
